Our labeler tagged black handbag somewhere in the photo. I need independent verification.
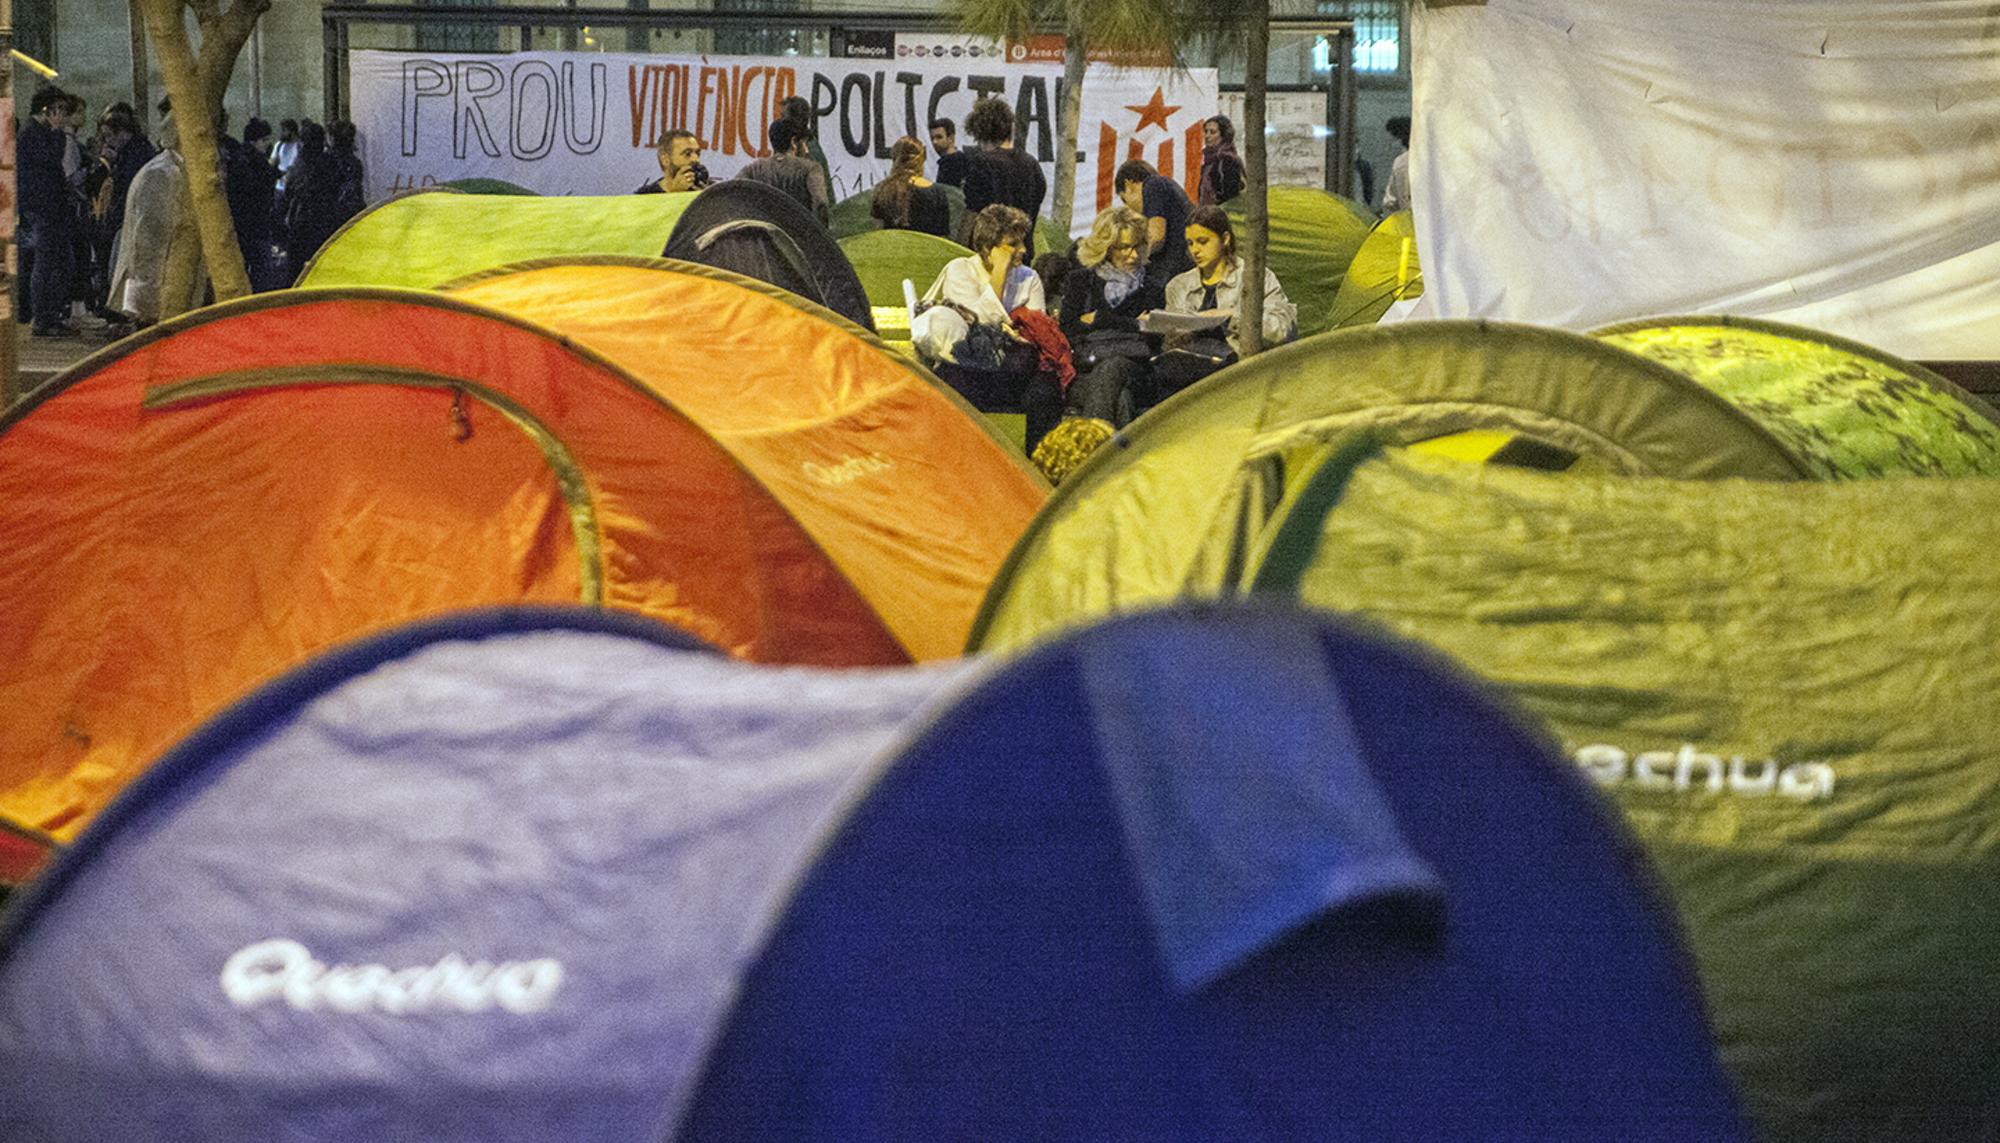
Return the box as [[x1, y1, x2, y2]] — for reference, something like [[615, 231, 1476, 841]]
[[1079, 329, 1155, 368]]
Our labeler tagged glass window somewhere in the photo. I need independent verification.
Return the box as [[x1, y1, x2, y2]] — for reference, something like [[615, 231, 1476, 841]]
[[1317, 0, 1402, 75]]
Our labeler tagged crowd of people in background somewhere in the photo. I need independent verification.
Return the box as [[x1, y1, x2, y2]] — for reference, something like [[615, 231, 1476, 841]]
[[873, 100, 1298, 456], [15, 83, 368, 338], [605, 95, 1302, 458]]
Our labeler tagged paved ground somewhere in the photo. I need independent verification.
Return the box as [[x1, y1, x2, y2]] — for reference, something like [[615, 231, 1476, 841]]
[[12, 321, 119, 397]]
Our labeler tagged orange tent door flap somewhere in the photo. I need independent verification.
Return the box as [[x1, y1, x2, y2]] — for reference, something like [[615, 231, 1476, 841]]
[[0, 292, 905, 842]]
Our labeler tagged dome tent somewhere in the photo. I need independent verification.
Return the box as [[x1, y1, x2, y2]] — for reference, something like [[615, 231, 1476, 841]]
[[664, 178, 875, 331], [438, 177, 539, 196], [0, 290, 903, 851], [1223, 186, 1376, 339], [1594, 314, 2000, 477], [1233, 441, 2000, 1143], [971, 321, 1806, 652], [295, 188, 698, 289], [443, 257, 1047, 660], [837, 228, 973, 310], [1329, 209, 1423, 329], [828, 183, 968, 241], [0, 604, 1746, 1142]]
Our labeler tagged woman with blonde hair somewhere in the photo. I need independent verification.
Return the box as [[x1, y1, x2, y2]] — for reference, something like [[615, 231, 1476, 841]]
[[870, 136, 950, 237], [1058, 205, 1163, 423]]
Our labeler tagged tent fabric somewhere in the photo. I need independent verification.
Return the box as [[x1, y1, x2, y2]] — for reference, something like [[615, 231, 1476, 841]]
[[664, 179, 875, 331], [0, 604, 1746, 1142], [970, 321, 1806, 652], [0, 822, 56, 888], [1594, 316, 2000, 477], [828, 184, 968, 242], [295, 189, 698, 289], [1239, 443, 2000, 1143], [1329, 209, 1423, 329], [439, 177, 539, 196], [1402, 1, 2000, 360], [444, 257, 1047, 660], [838, 229, 974, 309], [0, 289, 904, 845], [1223, 186, 1376, 339]]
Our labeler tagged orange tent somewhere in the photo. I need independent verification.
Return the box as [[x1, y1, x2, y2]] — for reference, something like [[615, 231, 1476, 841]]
[[445, 258, 1049, 660], [0, 290, 905, 842]]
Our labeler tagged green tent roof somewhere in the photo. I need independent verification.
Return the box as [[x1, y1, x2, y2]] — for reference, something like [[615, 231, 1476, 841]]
[[439, 178, 540, 196], [297, 190, 698, 289], [970, 321, 1806, 653], [1328, 209, 1422, 330], [1224, 186, 1376, 339], [1246, 441, 2000, 1143], [1595, 315, 2000, 477], [829, 184, 969, 242], [838, 230, 973, 309]]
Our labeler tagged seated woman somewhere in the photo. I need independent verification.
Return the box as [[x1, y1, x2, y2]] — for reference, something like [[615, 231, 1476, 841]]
[[917, 204, 1070, 446], [870, 136, 951, 237], [1149, 204, 1298, 403], [1059, 205, 1163, 425]]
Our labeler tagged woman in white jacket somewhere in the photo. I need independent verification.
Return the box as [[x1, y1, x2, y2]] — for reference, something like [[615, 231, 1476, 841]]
[[1150, 204, 1296, 401]]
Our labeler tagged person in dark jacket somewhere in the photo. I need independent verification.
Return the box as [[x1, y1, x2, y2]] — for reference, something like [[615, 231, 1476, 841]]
[[738, 119, 831, 224], [928, 118, 967, 189], [223, 117, 282, 290], [87, 104, 156, 318], [870, 136, 950, 237], [283, 120, 366, 274], [1115, 158, 1194, 292], [1058, 206, 1162, 424], [18, 86, 81, 336], [959, 97, 1046, 256], [1198, 115, 1246, 206]]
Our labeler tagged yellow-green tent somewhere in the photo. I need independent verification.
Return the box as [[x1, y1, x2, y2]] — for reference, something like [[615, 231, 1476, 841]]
[[1328, 210, 1422, 329], [297, 189, 698, 289]]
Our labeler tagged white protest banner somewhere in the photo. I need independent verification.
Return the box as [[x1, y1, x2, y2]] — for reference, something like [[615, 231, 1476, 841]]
[[1401, 0, 2000, 359], [349, 49, 1217, 235]]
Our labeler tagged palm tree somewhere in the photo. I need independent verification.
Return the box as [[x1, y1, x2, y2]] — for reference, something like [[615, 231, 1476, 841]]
[[138, 0, 269, 308], [951, 0, 1183, 240]]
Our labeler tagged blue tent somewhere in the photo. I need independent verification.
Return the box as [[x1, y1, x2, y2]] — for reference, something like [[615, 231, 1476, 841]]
[[0, 606, 1745, 1141]]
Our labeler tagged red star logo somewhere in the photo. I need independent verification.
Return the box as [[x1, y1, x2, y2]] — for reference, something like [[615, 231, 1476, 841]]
[[1124, 88, 1181, 133]]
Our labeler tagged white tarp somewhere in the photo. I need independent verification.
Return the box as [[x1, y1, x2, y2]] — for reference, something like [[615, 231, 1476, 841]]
[[1402, 1, 2000, 359], [349, 50, 1216, 235]]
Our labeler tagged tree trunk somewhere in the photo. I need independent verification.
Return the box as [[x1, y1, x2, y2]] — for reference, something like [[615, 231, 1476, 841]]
[[129, 0, 149, 132], [138, 0, 255, 305], [1050, 25, 1088, 239], [1237, 0, 1270, 357], [1, 0, 15, 407]]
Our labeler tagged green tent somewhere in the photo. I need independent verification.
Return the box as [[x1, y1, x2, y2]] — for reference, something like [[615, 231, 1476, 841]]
[[1235, 441, 2000, 1143], [828, 185, 968, 242], [439, 177, 539, 196], [1223, 186, 1376, 340], [297, 189, 698, 289], [838, 230, 973, 310], [970, 321, 1808, 652], [1595, 315, 2000, 477], [1328, 209, 1422, 330]]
